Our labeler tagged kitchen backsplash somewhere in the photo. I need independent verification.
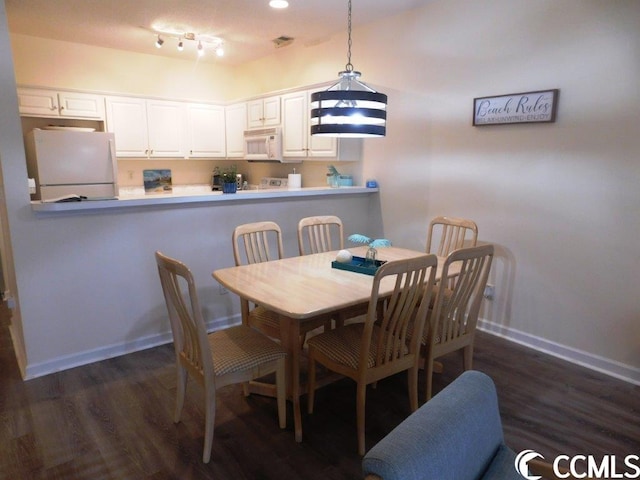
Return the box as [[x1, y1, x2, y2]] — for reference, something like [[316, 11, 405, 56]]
[[116, 159, 358, 189]]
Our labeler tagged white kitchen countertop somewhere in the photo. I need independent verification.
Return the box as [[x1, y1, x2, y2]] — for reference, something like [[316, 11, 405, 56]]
[[30, 185, 378, 214]]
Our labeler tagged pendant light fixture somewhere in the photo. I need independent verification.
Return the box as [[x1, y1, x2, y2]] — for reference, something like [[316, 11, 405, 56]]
[[310, 0, 387, 137]]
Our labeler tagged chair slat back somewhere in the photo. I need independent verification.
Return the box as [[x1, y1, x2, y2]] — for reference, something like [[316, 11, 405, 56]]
[[233, 221, 284, 266], [155, 251, 213, 381], [426, 216, 478, 257], [361, 255, 438, 370], [297, 215, 344, 255], [431, 245, 493, 345]]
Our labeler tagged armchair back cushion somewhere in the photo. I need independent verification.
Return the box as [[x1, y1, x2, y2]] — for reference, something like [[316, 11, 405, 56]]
[[362, 370, 521, 480]]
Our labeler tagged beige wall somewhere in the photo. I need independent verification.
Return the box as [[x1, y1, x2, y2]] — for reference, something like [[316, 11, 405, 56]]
[[11, 33, 236, 101], [237, 0, 640, 381], [3, 0, 640, 382]]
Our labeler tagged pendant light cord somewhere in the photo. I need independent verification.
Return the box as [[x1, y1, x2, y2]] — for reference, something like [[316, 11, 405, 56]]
[[345, 0, 353, 73]]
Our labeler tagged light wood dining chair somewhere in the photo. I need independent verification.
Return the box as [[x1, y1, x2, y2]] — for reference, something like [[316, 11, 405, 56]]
[[298, 215, 353, 330], [307, 254, 439, 455], [232, 221, 329, 343], [426, 216, 478, 257], [420, 244, 494, 401], [155, 251, 287, 463], [297, 215, 344, 256]]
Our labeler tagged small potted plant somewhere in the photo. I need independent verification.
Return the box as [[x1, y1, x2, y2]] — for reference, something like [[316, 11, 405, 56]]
[[220, 165, 238, 194], [348, 234, 392, 264]]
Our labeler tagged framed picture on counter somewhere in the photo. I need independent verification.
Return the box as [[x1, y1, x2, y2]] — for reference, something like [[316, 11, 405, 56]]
[[144, 169, 173, 194]]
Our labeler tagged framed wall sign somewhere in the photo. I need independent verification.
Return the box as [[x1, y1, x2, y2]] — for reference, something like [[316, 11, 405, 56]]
[[473, 89, 559, 126]]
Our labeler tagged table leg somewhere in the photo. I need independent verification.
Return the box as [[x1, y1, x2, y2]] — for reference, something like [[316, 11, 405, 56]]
[[240, 298, 250, 326], [280, 314, 302, 443]]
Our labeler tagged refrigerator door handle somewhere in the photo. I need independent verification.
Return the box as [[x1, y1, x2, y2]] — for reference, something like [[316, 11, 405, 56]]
[[109, 138, 119, 196]]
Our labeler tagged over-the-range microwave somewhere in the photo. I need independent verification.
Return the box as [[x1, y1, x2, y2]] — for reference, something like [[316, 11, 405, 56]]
[[243, 127, 299, 163]]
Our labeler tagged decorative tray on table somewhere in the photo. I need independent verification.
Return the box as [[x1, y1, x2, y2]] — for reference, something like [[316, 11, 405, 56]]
[[331, 256, 387, 276]]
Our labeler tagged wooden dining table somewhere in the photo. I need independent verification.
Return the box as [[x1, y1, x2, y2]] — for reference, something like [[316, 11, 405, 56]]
[[212, 246, 453, 442]]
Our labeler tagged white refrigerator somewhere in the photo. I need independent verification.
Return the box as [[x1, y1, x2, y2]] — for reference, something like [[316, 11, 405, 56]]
[[25, 128, 119, 202]]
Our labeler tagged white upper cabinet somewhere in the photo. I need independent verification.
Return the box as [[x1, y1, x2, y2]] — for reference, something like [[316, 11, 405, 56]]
[[146, 100, 187, 158], [17, 87, 105, 120], [186, 103, 226, 158], [281, 88, 361, 161], [104, 96, 148, 157], [225, 102, 247, 158], [105, 96, 186, 158], [247, 95, 281, 128], [281, 91, 309, 157]]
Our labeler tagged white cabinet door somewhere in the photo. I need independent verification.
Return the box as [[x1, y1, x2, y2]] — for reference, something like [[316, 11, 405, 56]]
[[145, 99, 187, 158], [187, 103, 225, 158], [17, 88, 105, 119], [17, 88, 59, 117], [247, 95, 280, 128], [307, 90, 338, 158], [225, 102, 247, 158], [58, 91, 105, 119], [106, 97, 186, 158], [105, 96, 149, 157], [282, 91, 308, 157], [281, 89, 349, 160]]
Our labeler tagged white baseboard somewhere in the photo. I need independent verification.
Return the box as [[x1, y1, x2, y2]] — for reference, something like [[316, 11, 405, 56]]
[[22, 315, 640, 386], [478, 319, 640, 386], [24, 315, 239, 380]]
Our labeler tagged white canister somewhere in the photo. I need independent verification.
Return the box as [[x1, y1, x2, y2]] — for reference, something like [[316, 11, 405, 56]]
[[288, 173, 302, 189]]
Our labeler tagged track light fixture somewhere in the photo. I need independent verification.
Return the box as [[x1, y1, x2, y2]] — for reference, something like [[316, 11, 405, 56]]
[[310, 0, 387, 137], [151, 29, 224, 59]]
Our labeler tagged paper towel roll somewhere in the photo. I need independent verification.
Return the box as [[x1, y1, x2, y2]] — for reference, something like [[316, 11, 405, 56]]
[[288, 173, 302, 189]]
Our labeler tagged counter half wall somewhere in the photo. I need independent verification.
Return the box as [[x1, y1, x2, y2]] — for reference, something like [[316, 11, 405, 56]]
[[21, 187, 381, 378]]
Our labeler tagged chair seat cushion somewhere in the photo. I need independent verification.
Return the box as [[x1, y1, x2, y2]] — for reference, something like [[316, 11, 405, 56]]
[[249, 305, 281, 331], [307, 324, 407, 370], [209, 325, 286, 376], [249, 305, 331, 337]]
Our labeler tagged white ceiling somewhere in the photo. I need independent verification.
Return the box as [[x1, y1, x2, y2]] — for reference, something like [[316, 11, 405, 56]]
[[5, 0, 425, 66]]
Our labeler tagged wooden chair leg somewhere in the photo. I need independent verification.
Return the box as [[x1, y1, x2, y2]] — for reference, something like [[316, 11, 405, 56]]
[[202, 383, 216, 463], [425, 354, 435, 402], [408, 366, 419, 412], [307, 352, 317, 414], [174, 365, 187, 423], [356, 382, 367, 456], [275, 358, 286, 429], [463, 344, 474, 370]]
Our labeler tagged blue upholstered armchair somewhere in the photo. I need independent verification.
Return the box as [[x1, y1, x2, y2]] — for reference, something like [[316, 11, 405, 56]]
[[362, 370, 578, 480]]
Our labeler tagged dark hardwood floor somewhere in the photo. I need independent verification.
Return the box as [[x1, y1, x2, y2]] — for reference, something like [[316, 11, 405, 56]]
[[1, 302, 638, 479]]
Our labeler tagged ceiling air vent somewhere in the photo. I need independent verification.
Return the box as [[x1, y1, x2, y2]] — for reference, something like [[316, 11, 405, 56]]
[[272, 36, 294, 48]]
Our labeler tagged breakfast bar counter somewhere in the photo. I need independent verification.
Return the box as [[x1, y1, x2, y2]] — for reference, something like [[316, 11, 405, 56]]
[[30, 186, 378, 215]]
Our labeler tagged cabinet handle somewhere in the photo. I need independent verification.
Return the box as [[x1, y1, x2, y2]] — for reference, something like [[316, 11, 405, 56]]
[[59, 106, 64, 111], [50, 105, 58, 111]]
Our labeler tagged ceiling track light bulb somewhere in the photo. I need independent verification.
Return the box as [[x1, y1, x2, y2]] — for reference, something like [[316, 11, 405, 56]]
[[177, 39, 184, 51], [197, 41, 204, 57], [155, 35, 164, 48], [215, 45, 224, 57]]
